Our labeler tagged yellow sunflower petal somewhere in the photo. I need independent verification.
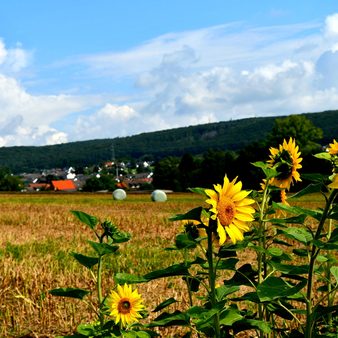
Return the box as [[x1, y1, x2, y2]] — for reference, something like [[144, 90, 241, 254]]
[[217, 220, 227, 245]]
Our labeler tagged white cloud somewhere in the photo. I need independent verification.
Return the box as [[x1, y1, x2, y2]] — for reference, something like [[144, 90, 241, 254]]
[[0, 39, 30, 73], [73, 103, 138, 140], [3, 13, 338, 147], [324, 13, 338, 37]]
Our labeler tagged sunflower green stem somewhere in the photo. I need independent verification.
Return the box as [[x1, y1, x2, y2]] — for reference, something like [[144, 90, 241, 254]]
[[183, 248, 194, 307], [257, 182, 270, 336], [97, 235, 104, 326], [206, 225, 221, 338], [305, 189, 338, 338]]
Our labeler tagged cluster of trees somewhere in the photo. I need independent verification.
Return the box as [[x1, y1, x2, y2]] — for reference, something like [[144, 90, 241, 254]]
[[0, 114, 333, 193], [152, 115, 332, 191], [0, 110, 337, 174], [0, 167, 24, 191]]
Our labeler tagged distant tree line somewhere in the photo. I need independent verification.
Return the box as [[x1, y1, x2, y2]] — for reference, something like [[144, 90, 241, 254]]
[[0, 114, 334, 192], [152, 115, 332, 191], [0, 110, 337, 174]]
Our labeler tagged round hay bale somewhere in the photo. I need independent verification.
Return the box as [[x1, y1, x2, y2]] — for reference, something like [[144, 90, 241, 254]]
[[151, 189, 167, 202], [112, 189, 127, 200]]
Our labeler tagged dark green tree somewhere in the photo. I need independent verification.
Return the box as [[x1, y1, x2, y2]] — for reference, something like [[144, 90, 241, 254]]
[[196, 150, 237, 188], [152, 157, 181, 191], [82, 174, 116, 192], [178, 153, 197, 191], [0, 167, 24, 191], [268, 114, 323, 155]]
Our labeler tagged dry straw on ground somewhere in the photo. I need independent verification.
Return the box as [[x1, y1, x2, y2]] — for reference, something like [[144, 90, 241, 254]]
[[0, 192, 202, 337], [0, 192, 329, 337]]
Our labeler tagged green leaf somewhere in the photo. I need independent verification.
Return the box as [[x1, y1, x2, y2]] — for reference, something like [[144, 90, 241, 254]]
[[216, 285, 239, 301], [313, 239, 338, 250], [70, 252, 99, 269], [71, 210, 97, 230], [270, 214, 308, 225], [123, 331, 153, 338], [257, 277, 306, 302], [267, 247, 284, 257], [219, 308, 243, 326], [272, 202, 322, 221], [223, 264, 257, 287], [278, 227, 313, 245], [314, 152, 331, 161], [153, 297, 177, 312], [216, 258, 239, 270], [251, 161, 277, 179], [114, 273, 148, 284], [188, 187, 207, 196], [169, 207, 203, 222], [328, 212, 338, 220], [293, 248, 308, 257], [147, 310, 190, 327], [269, 262, 309, 275], [49, 287, 90, 300], [143, 263, 190, 281], [290, 183, 324, 199], [233, 319, 271, 334], [77, 323, 96, 336], [267, 301, 294, 320], [175, 233, 197, 249], [88, 241, 119, 256], [230, 291, 260, 303], [330, 266, 338, 283], [111, 231, 131, 243], [182, 276, 201, 292]]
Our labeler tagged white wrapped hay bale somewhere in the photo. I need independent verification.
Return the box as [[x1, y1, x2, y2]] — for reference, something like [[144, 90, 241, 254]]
[[112, 189, 127, 200], [151, 189, 167, 202]]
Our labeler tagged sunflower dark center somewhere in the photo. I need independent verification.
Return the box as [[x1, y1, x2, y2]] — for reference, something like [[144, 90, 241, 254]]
[[118, 298, 131, 314], [217, 196, 236, 226], [274, 150, 293, 180]]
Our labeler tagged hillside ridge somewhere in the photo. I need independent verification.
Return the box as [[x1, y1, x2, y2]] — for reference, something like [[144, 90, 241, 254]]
[[0, 110, 337, 173]]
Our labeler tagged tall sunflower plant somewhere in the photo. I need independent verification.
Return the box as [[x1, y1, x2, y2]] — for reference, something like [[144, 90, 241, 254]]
[[49, 211, 154, 338], [117, 138, 337, 337], [48, 138, 338, 338]]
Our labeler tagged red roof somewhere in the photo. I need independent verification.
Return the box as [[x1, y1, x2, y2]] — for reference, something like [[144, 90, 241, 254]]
[[51, 180, 77, 191]]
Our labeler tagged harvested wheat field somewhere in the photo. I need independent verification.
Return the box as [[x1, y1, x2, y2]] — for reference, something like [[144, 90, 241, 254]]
[[0, 192, 332, 337], [0, 192, 207, 337]]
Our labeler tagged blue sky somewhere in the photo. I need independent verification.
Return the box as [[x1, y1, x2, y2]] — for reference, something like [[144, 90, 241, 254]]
[[1, 1, 338, 146]]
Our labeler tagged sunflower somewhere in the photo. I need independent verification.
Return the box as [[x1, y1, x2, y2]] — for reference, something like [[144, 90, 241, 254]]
[[108, 284, 144, 327], [267, 138, 302, 190], [205, 176, 255, 245], [328, 139, 338, 155], [328, 174, 338, 189]]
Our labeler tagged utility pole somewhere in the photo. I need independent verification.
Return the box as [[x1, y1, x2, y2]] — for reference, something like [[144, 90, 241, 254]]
[[111, 143, 119, 181]]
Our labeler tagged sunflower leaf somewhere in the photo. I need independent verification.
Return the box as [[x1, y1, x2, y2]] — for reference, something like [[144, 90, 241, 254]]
[[314, 152, 331, 161], [277, 227, 313, 245], [153, 297, 177, 312], [71, 210, 98, 230], [289, 182, 325, 199], [143, 263, 190, 281], [189, 187, 208, 196], [169, 207, 203, 222], [251, 161, 278, 179], [147, 310, 190, 327], [70, 252, 99, 269], [257, 277, 306, 302], [175, 233, 197, 249], [114, 273, 148, 284], [49, 287, 90, 300], [233, 319, 272, 333], [88, 241, 119, 256], [272, 202, 322, 221]]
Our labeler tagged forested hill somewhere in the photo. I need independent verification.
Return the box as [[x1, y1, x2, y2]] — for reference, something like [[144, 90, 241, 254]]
[[1, 110, 337, 173]]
